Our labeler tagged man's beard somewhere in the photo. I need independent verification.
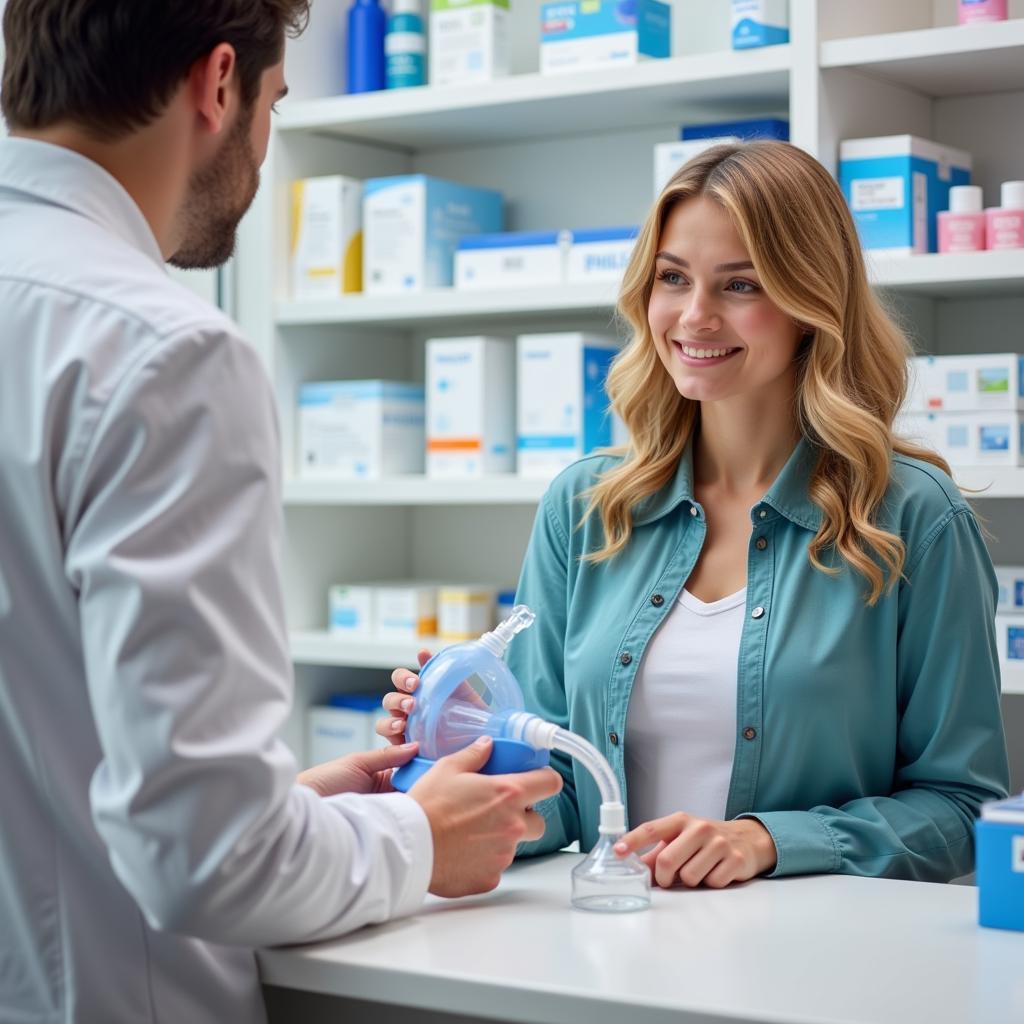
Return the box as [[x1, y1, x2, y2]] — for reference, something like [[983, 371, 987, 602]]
[[169, 105, 260, 270]]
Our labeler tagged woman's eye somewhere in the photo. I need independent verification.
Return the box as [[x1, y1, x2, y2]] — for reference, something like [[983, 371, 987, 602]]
[[656, 269, 686, 286], [727, 280, 758, 294]]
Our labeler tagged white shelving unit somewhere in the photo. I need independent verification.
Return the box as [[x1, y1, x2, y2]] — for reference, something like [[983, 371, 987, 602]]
[[232, 0, 1024, 760]]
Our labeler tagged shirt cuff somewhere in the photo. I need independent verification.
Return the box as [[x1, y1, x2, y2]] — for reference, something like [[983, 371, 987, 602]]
[[736, 810, 842, 878]]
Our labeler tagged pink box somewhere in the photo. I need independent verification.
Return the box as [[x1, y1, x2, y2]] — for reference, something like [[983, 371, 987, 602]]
[[958, 0, 1008, 24]]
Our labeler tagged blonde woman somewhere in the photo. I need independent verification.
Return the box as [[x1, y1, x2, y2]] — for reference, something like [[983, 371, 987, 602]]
[[381, 142, 1009, 887]]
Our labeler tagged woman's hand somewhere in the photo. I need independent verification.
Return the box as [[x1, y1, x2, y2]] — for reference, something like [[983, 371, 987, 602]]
[[614, 813, 777, 889], [297, 741, 420, 797], [375, 650, 433, 745]]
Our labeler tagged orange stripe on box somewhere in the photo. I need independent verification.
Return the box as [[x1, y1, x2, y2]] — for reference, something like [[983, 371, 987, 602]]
[[427, 438, 482, 452]]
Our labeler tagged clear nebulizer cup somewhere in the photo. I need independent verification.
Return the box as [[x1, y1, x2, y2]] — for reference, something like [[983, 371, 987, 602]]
[[391, 605, 650, 913]]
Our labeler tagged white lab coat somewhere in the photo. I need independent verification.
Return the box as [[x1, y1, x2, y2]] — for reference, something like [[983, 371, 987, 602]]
[[0, 138, 432, 1024]]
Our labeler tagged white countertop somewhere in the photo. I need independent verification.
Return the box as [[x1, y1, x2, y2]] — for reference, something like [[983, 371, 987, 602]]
[[257, 854, 1024, 1024]]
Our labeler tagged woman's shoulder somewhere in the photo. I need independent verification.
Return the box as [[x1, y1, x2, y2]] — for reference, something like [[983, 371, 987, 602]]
[[884, 451, 976, 545], [543, 450, 626, 504]]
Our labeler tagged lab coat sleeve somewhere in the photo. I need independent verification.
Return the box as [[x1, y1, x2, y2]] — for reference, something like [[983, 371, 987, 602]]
[[63, 325, 433, 946], [741, 508, 1009, 880], [508, 491, 581, 857]]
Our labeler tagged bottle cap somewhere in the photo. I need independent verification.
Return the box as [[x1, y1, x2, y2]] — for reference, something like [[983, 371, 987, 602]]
[[948, 185, 983, 214], [1001, 181, 1024, 210], [392, 0, 420, 11]]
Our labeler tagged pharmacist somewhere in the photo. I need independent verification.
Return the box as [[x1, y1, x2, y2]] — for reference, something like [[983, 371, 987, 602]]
[[0, 5, 560, 1024]]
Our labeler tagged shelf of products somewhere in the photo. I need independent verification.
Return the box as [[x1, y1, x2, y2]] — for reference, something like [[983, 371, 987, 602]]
[[282, 476, 550, 507], [820, 20, 1024, 97]]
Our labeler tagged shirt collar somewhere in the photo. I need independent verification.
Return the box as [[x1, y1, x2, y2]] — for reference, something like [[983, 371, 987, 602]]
[[0, 137, 164, 267], [633, 433, 824, 533]]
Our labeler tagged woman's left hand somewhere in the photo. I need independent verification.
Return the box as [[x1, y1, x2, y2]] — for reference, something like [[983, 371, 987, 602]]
[[297, 742, 419, 798], [614, 813, 778, 889]]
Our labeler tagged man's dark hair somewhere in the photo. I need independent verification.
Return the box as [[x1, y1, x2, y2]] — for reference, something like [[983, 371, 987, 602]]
[[1, 1, 310, 140]]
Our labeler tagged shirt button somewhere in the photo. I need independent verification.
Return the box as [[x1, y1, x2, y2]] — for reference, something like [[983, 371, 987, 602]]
[[651, 594, 664, 607], [751, 606, 765, 619], [689, 506, 698, 517], [609, 732, 620, 746], [759, 509, 767, 519], [743, 727, 757, 741], [620, 652, 633, 666], [756, 537, 768, 551]]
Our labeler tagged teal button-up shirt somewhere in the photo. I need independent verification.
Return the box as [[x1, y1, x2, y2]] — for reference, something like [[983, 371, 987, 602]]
[[510, 438, 1009, 880]]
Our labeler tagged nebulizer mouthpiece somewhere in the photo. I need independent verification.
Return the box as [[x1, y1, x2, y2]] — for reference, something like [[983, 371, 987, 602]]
[[392, 605, 650, 912]]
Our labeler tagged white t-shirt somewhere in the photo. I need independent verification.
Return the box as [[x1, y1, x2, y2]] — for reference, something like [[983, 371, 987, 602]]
[[625, 587, 746, 826]]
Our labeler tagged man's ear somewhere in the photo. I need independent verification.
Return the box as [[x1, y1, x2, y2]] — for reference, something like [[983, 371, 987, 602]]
[[190, 43, 238, 136]]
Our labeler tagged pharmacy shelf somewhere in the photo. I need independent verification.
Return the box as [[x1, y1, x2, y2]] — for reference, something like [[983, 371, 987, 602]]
[[820, 20, 1024, 97], [954, 467, 1024, 499], [283, 476, 550, 507], [868, 249, 1024, 296], [276, 48, 791, 150], [290, 630, 430, 669], [276, 282, 622, 328]]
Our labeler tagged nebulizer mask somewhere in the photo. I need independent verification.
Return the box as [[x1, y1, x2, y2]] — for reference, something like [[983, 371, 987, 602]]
[[392, 605, 650, 912]]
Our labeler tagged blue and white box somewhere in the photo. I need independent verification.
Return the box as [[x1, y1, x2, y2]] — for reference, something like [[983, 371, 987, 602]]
[[308, 694, 389, 767], [899, 411, 1024, 467], [977, 794, 1024, 932], [328, 584, 375, 638], [567, 226, 638, 284], [298, 380, 426, 479], [682, 117, 789, 142], [730, 1, 789, 49], [517, 332, 619, 478], [995, 567, 1024, 614], [908, 354, 1024, 413], [839, 136, 972, 256], [996, 613, 1024, 674], [654, 138, 742, 195], [455, 230, 568, 291], [363, 175, 503, 294], [540, 0, 671, 75]]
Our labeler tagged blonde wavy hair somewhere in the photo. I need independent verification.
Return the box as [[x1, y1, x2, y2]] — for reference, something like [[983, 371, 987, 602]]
[[585, 141, 950, 605]]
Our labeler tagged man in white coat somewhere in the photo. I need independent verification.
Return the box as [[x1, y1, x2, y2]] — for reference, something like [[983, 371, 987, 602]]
[[0, 3, 561, 1022]]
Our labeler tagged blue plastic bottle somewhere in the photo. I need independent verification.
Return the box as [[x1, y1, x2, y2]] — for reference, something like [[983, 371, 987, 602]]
[[385, 0, 426, 90], [346, 0, 387, 95]]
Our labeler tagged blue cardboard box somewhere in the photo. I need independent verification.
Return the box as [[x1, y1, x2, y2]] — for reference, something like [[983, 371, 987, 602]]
[[839, 135, 971, 256], [977, 795, 1024, 932], [541, 0, 671, 74], [682, 118, 789, 142]]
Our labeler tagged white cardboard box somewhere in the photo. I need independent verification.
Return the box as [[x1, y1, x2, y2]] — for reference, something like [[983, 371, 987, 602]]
[[430, 0, 509, 86], [307, 697, 388, 767], [898, 410, 1024, 467], [374, 583, 439, 643], [328, 584, 375, 638], [908, 354, 1024, 413], [290, 175, 362, 299]]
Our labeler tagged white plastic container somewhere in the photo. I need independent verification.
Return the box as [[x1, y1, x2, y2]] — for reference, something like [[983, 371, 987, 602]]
[[328, 584, 376, 637], [427, 336, 516, 478], [938, 185, 986, 254], [517, 333, 619, 478], [290, 176, 363, 299], [437, 585, 497, 641], [298, 380, 425, 479]]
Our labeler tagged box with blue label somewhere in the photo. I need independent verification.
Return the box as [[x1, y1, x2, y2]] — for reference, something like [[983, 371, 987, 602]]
[[839, 136, 972, 256], [654, 138, 742, 196], [899, 411, 1024, 467], [567, 226, 638, 283], [540, 0, 671, 75], [307, 694, 389, 767], [682, 117, 789, 142], [995, 567, 1024, 614], [363, 175, 503, 294], [731, 0, 789, 49], [908, 354, 1024, 413], [298, 380, 425, 479], [997, 613, 1024, 666], [455, 230, 568, 290], [977, 794, 1024, 932], [517, 332, 619, 478]]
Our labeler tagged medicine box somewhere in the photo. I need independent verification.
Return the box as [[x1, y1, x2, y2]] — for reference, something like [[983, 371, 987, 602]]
[[307, 695, 388, 767], [438, 585, 497, 641], [681, 117, 789, 142], [995, 567, 1024, 614], [328, 584, 375, 637], [654, 138, 741, 196], [290, 176, 363, 300], [977, 794, 1024, 932], [426, 336, 516, 478], [996, 613, 1024, 669], [374, 583, 439, 642], [517, 332, 619, 478], [899, 411, 1024, 467], [567, 226, 638, 284], [430, 0, 509, 86], [455, 231, 567, 291], [363, 175, 503, 294], [731, 0, 789, 49], [839, 136, 972, 255], [298, 380, 425, 479], [908, 354, 1024, 413], [540, 0, 671, 75]]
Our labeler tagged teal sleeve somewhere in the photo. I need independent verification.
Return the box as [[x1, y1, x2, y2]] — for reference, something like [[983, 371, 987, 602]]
[[742, 508, 1010, 880], [507, 493, 581, 858]]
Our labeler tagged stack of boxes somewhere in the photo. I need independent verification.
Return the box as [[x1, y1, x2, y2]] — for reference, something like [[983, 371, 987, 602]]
[[995, 566, 1024, 686]]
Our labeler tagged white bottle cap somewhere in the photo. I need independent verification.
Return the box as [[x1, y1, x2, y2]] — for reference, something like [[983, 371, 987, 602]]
[[392, 0, 420, 12], [1001, 181, 1024, 210], [948, 185, 983, 214]]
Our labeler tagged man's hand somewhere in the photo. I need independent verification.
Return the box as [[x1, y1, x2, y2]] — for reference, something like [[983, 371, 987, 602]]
[[409, 736, 563, 898], [297, 742, 420, 798], [614, 813, 777, 889]]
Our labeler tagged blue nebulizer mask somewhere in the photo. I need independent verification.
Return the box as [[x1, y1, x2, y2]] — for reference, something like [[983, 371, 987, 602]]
[[392, 605, 650, 912]]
